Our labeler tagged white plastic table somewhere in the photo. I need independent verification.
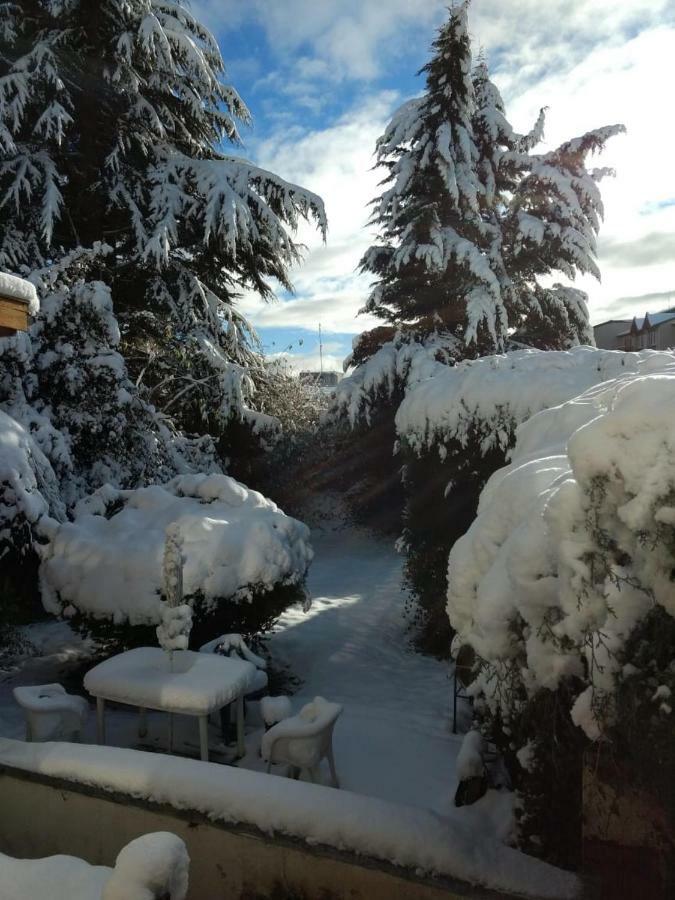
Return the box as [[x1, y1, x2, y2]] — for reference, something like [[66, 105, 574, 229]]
[[84, 647, 256, 761]]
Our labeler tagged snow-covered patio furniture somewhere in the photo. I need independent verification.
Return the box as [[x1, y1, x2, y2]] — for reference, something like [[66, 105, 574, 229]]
[[260, 695, 293, 729], [200, 633, 269, 743], [199, 633, 269, 695], [12, 684, 88, 743], [84, 647, 256, 761], [261, 696, 342, 787]]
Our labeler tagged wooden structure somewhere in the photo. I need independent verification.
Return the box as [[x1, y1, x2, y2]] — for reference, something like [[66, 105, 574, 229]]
[[0, 294, 31, 336], [0, 273, 38, 336]]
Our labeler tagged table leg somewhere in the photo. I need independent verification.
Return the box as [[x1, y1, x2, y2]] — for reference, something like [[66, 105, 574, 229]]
[[96, 698, 106, 744], [199, 716, 209, 762], [138, 707, 147, 740], [236, 694, 245, 759]]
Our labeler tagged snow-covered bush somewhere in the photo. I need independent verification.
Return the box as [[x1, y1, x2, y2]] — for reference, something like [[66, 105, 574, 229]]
[[40, 473, 313, 648], [446, 354, 675, 860], [395, 347, 673, 655], [0, 407, 60, 659], [332, 330, 461, 428]]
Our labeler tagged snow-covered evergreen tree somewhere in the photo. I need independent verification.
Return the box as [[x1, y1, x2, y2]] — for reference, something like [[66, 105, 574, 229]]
[[0, 0, 326, 457], [360, 1, 623, 353]]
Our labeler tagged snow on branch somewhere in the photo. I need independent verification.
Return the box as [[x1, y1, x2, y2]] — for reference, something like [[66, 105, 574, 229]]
[[143, 153, 326, 264]]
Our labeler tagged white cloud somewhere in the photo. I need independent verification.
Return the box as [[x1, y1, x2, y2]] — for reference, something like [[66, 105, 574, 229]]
[[238, 91, 399, 334]]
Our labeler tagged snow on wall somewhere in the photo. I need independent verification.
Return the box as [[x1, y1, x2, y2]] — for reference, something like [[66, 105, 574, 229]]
[[396, 346, 675, 456], [446, 354, 675, 739], [39, 474, 313, 625], [0, 738, 579, 899]]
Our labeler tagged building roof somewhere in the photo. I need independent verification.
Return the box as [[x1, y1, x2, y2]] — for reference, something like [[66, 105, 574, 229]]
[[616, 309, 675, 337]]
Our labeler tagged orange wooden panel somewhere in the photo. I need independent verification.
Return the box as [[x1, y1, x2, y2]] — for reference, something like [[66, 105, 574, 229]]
[[0, 296, 29, 332]]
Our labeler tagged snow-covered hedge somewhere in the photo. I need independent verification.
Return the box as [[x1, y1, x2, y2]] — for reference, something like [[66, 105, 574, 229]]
[[331, 331, 460, 427], [396, 346, 673, 456], [447, 357, 675, 740], [40, 473, 313, 631]]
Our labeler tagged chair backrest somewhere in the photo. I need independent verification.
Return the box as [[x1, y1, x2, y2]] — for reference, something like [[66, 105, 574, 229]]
[[200, 633, 267, 670], [261, 697, 343, 764]]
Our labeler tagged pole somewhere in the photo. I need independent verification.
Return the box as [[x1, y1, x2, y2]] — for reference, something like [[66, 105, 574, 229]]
[[319, 323, 323, 376]]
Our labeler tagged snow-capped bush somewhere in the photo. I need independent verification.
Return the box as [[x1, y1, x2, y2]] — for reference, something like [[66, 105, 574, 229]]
[[40, 473, 313, 643], [0, 409, 59, 544], [445, 355, 675, 856], [396, 346, 670, 456], [446, 356, 675, 731], [331, 330, 461, 427]]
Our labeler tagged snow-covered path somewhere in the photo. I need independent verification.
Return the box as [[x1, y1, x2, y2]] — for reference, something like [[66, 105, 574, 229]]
[[262, 515, 464, 816]]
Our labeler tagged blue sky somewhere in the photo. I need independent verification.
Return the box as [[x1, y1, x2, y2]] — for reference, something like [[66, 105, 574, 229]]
[[194, 0, 675, 371]]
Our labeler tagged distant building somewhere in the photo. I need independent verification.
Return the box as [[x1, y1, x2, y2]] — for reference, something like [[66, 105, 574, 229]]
[[593, 319, 632, 350], [594, 310, 675, 351], [299, 371, 341, 388]]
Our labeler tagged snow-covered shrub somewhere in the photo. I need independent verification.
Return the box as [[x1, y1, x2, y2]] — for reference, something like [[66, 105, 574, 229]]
[[40, 473, 313, 649], [325, 329, 460, 535], [0, 407, 59, 659], [332, 330, 461, 428], [446, 354, 675, 860], [396, 347, 673, 655]]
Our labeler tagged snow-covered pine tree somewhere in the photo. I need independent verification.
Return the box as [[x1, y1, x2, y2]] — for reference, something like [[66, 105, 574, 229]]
[[360, 0, 623, 354], [0, 0, 326, 462]]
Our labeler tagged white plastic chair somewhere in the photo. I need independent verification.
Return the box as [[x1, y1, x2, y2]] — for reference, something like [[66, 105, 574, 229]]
[[261, 696, 342, 787], [199, 633, 268, 694], [13, 683, 88, 742]]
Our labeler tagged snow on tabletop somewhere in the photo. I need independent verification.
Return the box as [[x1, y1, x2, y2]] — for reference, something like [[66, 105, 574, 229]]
[[447, 361, 675, 738], [0, 738, 579, 899], [40, 473, 313, 625], [0, 272, 39, 315], [396, 346, 675, 455], [83, 648, 256, 714], [0, 832, 188, 900]]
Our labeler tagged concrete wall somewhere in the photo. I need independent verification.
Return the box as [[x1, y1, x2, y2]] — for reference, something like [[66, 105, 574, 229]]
[[0, 764, 508, 900]]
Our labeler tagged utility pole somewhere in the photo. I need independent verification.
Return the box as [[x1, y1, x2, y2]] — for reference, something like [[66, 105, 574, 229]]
[[319, 322, 324, 376]]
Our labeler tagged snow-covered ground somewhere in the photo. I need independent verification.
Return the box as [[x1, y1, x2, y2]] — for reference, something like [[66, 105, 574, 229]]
[[0, 501, 510, 844]]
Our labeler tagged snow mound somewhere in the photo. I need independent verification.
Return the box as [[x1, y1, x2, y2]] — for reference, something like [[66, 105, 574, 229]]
[[102, 832, 189, 900], [0, 738, 579, 899], [0, 832, 188, 900], [447, 356, 675, 737], [0, 272, 39, 315], [397, 346, 675, 455], [40, 474, 313, 625]]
